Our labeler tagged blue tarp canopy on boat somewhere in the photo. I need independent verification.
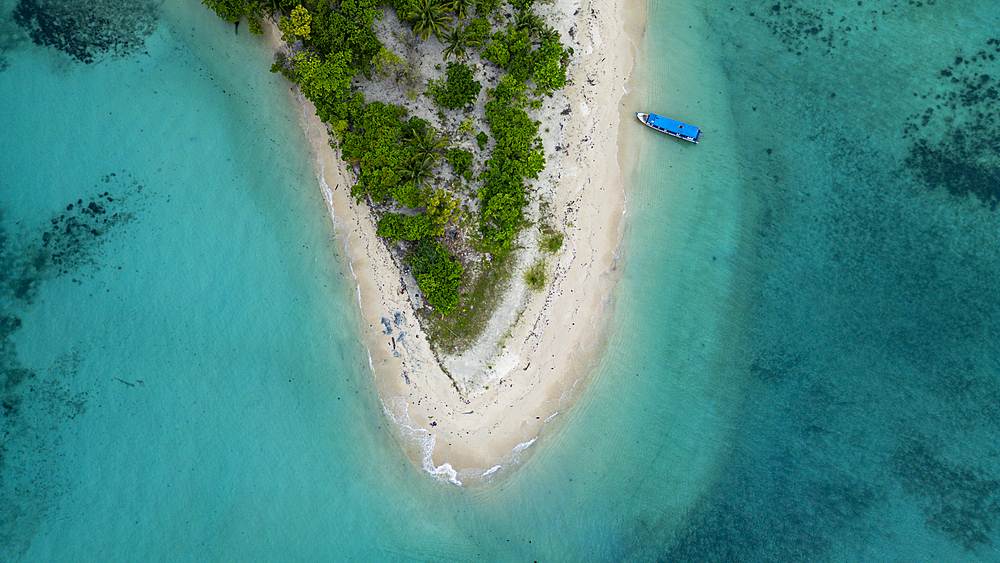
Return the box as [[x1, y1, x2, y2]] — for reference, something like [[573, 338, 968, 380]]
[[647, 114, 700, 138]]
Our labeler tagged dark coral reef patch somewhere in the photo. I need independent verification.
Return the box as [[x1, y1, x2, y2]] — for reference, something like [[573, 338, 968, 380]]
[[893, 440, 1000, 550], [8, 188, 134, 304], [12, 0, 157, 64], [748, 0, 937, 57], [903, 38, 1000, 209], [1, 173, 142, 557]]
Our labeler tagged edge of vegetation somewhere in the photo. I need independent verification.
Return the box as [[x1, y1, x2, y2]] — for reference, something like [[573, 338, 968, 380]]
[[204, 0, 569, 353]]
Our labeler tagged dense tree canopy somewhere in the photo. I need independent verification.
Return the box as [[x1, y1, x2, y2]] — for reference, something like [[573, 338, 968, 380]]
[[292, 51, 352, 101], [477, 75, 543, 250], [410, 240, 464, 314], [202, 0, 261, 24], [278, 5, 312, 41], [308, 8, 381, 73], [340, 100, 409, 202]]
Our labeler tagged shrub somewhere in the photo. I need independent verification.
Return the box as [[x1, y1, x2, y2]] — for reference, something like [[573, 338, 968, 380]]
[[482, 23, 569, 95], [430, 62, 482, 110], [425, 188, 459, 232], [391, 182, 424, 208], [541, 232, 563, 252], [458, 117, 475, 136], [476, 131, 488, 150], [477, 74, 543, 251], [465, 17, 491, 46], [376, 212, 436, 241], [447, 148, 473, 175], [474, 0, 501, 16], [524, 260, 545, 290]]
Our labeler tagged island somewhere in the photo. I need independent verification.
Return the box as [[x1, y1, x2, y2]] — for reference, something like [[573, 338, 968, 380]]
[[203, 0, 633, 485]]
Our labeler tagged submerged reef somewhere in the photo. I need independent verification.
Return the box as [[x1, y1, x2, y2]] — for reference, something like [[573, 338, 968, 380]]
[[12, 0, 157, 64], [748, 0, 938, 57], [904, 39, 1000, 209], [650, 6, 1000, 555], [0, 173, 141, 560], [8, 187, 133, 304], [893, 439, 1000, 550]]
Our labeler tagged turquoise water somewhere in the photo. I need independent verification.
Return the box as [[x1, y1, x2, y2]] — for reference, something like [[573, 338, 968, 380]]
[[2, 0, 999, 561], [617, 0, 1000, 560]]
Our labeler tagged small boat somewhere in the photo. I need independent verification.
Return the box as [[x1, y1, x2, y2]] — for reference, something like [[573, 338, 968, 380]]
[[636, 112, 702, 143]]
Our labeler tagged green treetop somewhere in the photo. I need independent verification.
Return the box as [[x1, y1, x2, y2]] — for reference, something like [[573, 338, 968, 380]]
[[279, 5, 312, 41]]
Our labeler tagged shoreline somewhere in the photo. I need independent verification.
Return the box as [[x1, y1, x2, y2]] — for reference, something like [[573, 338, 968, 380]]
[[264, 0, 641, 483]]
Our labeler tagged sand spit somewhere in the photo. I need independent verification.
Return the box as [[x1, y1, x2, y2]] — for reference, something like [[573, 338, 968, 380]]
[[263, 0, 636, 483]]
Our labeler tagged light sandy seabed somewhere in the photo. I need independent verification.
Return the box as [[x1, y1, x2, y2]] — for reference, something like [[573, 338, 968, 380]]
[[264, 0, 641, 484]]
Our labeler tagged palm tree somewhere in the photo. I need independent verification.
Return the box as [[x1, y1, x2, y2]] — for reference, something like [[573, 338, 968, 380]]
[[407, 0, 453, 41], [536, 26, 559, 46], [442, 26, 469, 60], [514, 10, 543, 37], [396, 153, 438, 189], [406, 126, 449, 157], [446, 0, 475, 20], [395, 126, 448, 190]]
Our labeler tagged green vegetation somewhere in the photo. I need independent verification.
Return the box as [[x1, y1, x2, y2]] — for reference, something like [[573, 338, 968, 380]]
[[464, 17, 491, 47], [339, 100, 408, 202], [541, 231, 563, 252], [428, 62, 482, 110], [422, 254, 515, 354], [309, 8, 381, 73], [446, 148, 473, 175], [478, 74, 543, 251], [524, 260, 546, 291], [410, 240, 464, 314], [474, 0, 501, 17], [481, 10, 569, 95], [372, 47, 420, 97], [377, 212, 436, 241], [205, 0, 571, 349], [447, 0, 475, 19], [406, 0, 453, 41], [442, 26, 478, 60], [278, 5, 312, 41], [202, 0, 265, 31]]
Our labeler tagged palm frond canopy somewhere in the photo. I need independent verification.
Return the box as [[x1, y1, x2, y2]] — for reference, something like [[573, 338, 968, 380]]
[[514, 11, 542, 34], [406, 127, 449, 155], [407, 0, 453, 41], [442, 27, 469, 60], [446, 0, 474, 20]]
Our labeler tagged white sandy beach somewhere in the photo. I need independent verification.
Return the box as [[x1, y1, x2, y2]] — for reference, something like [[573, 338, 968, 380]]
[[264, 0, 639, 483]]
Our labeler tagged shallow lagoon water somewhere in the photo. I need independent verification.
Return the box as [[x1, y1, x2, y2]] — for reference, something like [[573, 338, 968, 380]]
[[1, 0, 998, 560]]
